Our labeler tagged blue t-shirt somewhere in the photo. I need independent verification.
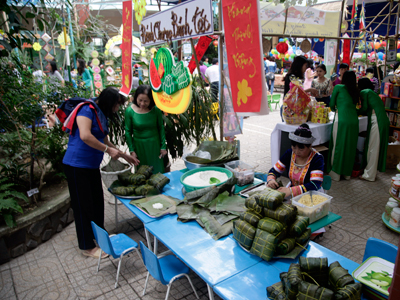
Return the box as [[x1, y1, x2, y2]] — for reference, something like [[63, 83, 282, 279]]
[[63, 105, 107, 169]]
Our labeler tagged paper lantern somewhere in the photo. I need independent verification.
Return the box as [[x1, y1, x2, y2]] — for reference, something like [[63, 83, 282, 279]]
[[313, 38, 319, 43], [319, 38, 325, 42], [398, 41, 400, 49], [374, 42, 381, 49], [381, 41, 387, 47], [276, 42, 289, 54]]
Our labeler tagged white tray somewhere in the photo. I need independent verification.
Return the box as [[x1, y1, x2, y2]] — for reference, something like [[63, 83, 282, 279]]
[[352, 256, 394, 296]]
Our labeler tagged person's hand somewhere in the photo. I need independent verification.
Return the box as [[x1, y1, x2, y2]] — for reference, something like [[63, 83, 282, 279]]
[[267, 179, 279, 189], [107, 147, 120, 160], [160, 149, 167, 158], [123, 153, 140, 166], [130, 151, 137, 159], [305, 88, 318, 97], [277, 187, 291, 198]]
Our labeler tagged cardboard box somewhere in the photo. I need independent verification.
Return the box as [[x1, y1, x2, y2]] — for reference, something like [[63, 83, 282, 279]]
[[387, 137, 400, 169], [384, 82, 393, 97]]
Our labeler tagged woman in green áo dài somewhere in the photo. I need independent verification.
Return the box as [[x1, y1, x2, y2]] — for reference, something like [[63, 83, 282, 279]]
[[358, 78, 390, 181], [125, 85, 167, 174]]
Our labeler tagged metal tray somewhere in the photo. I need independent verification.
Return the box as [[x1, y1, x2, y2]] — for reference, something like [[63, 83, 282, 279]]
[[239, 182, 267, 198], [108, 188, 144, 200]]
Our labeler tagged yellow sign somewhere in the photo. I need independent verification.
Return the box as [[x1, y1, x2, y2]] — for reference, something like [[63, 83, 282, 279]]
[[260, 3, 341, 38]]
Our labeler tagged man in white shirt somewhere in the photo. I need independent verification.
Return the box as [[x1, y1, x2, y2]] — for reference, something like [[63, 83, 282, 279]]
[[205, 58, 219, 102], [132, 70, 140, 90]]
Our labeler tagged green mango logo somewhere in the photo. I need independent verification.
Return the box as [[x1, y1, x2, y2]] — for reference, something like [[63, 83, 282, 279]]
[[362, 270, 392, 291]]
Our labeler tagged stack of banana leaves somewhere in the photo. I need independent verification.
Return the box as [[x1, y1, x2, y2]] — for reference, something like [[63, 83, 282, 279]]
[[177, 177, 248, 240], [233, 188, 312, 261], [109, 165, 171, 197], [267, 257, 362, 300], [185, 141, 239, 165]]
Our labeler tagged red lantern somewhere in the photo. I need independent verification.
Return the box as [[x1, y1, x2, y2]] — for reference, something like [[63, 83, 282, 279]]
[[276, 42, 289, 54], [397, 41, 400, 49], [381, 41, 387, 47], [213, 40, 218, 47]]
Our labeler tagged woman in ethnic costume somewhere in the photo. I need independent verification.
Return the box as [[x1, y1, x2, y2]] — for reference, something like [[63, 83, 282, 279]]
[[327, 71, 359, 181], [267, 124, 325, 198], [358, 78, 390, 181]]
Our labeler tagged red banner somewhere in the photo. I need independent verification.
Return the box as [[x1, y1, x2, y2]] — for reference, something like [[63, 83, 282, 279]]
[[222, 0, 266, 113], [120, 0, 133, 97], [188, 36, 212, 74], [342, 39, 351, 65]]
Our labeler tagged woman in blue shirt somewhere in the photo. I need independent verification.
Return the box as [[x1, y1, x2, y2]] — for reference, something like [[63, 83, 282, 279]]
[[77, 59, 93, 90], [63, 87, 139, 259]]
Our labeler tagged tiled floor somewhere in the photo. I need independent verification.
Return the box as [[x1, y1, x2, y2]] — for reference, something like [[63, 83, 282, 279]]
[[1, 99, 399, 299]]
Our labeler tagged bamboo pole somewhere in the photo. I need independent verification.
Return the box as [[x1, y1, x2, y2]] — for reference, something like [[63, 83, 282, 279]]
[[283, 8, 289, 35], [73, 5, 80, 40], [32, 18, 44, 80], [218, 0, 224, 142], [364, 2, 391, 31], [334, 0, 346, 74], [190, 39, 204, 90], [384, 0, 393, 75]]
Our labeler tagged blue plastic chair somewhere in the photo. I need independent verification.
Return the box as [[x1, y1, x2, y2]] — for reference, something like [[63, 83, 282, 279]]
[[139, 241, 199, 300], [91, 222, 142, 289], [362, 237, 398, 263]]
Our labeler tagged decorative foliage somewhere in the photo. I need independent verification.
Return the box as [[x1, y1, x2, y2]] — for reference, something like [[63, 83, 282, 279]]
[[134, 0, 147, 25]]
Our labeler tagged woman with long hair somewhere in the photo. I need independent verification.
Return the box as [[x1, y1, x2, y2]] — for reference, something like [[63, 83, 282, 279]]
[[327, 71, 359, 181], [77, 59, 92, 89], [303, 59, 316, 90], [311, 64, 333, 106], [48, 61, 64, 87], [63, 87, 139, 258], [125, 85, 167, 174]]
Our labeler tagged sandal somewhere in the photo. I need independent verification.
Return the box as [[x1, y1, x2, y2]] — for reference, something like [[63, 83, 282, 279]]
[[82, 248, 109, 259]]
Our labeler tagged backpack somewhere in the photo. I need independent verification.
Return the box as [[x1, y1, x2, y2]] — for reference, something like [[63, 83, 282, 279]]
[[55, 97, 108, 135]]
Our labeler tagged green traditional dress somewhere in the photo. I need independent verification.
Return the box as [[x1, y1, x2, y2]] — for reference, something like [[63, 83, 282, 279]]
[[359, 89, 390, 173], [327, 85, 359, 177], [125, 105, 166, 174]]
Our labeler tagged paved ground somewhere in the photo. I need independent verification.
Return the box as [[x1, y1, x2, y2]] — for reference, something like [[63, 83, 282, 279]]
[[1, 98, 399, 299]]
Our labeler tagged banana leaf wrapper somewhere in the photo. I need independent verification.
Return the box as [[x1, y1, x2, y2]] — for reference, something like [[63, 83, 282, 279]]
[[135, 184, 160, 196], [280, 272, 288, 290], [286, 263, 302, 300], [267, 281, 287, 300], [258, 217, 286, 237], [264, 204, 297, 224], [233, 219, 256, 250], [328, 261, 355, 291], [119, 173, 146, 185], [148, 173, 170, 191], [250, 229, 278, 261], [334, 283, 362, 300], [245, 196, 264, 215], [240, 210, 263, 227], [136, 165, 154, 178], [296, 228, 311, 245], [176, 203, 207, 222], [276, 238, 296, 255], [299, 257, 329, 287], [216, 193, 246, 216], [185, 185, 217, 201], [255, 189, 285, 209], [186, 140, 239, 164], [296, 281, 334, 300], [213, 213, 238, 225], [110, 185, 137, 196], [198, 210, 234, 240], [288, 215, 310, 237], [194, 188, 220, 207], [217, 176, 238, 194], [130, 195, 176, 217]]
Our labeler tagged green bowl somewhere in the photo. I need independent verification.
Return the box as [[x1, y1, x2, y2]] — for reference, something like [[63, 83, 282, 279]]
[[180, 166, 233, 193]]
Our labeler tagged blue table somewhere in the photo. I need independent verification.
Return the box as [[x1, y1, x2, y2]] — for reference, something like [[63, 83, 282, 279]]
[[213, 241, 361, 300], [145, 214, 262, 299]]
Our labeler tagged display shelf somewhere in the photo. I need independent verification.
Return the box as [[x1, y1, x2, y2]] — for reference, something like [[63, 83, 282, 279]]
[[390, 125, 400, 129], [382, 213, 400, 233], [386, 109, 400, 113]]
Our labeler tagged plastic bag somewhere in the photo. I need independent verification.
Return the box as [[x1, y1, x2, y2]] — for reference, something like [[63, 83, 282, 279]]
[[194, 150, 212, 160]]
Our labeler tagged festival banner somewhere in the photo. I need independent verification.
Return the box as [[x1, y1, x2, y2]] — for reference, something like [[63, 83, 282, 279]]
[[188, 36, 212, 74], [342, 38, 351, 65], [222, 0, 268, 113], [120, 0, 133, 97], [140, 0, 213, 46], [324, 39, 337, 77], [259, 3, 341, 38]]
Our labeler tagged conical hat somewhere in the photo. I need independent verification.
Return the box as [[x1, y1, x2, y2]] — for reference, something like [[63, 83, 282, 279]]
[[300, 39, 311, 53]]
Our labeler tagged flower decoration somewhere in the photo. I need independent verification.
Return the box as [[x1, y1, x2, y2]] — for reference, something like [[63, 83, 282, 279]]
[[134, 0, 147, 25], [57, 33, 71, 49], [237, 79, 252, 107], [32, 42, 42, 52]]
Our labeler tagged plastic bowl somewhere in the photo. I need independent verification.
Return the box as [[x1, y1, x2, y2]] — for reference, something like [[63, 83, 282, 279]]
[[182, 156, 224, 170], [180, 167, 233, 193]]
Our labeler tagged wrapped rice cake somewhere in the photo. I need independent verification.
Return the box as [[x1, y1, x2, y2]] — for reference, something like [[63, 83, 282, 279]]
[[296, 228, 311, 245], [296, 281, 334, 300], [288, 215, 309, 237], [245, 196, 264, 215], [136, 165, 154, 178], [328, 261, 355, 290], [148, 173, 170, 191], [240, 210, 263, 227], [264, 203, 297, 224], [299, 257, 329, 287], [118, 173, 146, 185], [255, 189, 284, 209], [276, 238, 296, 255], [110, 185, 137, 196], [250, 229, 278, 261], [135, 184, 159, 196], [334, 283, 362, 300], [266, 281, 287, 300], [258, 217, 286, 236], [232, 219, 256, 250], [286, 263, 302, 300]]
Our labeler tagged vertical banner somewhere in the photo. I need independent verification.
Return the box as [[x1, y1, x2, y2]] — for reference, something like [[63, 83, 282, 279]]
[[324, 39, 337, 77], [120, 0, 133, 97], [222, 0, 268, 113], [342, 39, 351, 65], [188, 36, 213, 73]]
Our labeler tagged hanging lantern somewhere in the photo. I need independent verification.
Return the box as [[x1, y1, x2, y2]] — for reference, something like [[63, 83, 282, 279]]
[[213, 40, 218, 48], [276, 42, 289, 54], [319, 38, 325, 42]]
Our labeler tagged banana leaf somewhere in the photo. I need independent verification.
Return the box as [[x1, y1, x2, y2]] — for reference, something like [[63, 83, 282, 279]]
[[194, 187, 220, 207], [148, 173, 170, 191], [280, 272, 288, 290], [334, 283, 362, 300], [216, 193, 246, 215], [267, 281, 287, 300], [245, 196, 264, 214], [185, 140, 239, 164], [217, 176, 238, 194], [264, 204, 297, 224], [136, 165, 154, 178], [296, 228, 311, 245], [213, 213, 238, 225], [185, 185, 217, 201], [258, 217, 286, 238], [296, 281, 334, 300], [256, 189, 285, 209], [135, 184, 160, 196], [198, 210, 233, 240], [276, 238, 296, 255], [286, 263, 302, 300], [176, 203, 206, 222], [240, 210, 263, 227], [299, 257, 329, 287], [119, 173, 146, 185], [328, 261, 355, 291], [130, 195, 177, 217], [274, 240, 310, 260], [288, 216, 310, 237], [207, 195, 220, 212], [250, 229, 278, 261], [233, 219, 256, 250]]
